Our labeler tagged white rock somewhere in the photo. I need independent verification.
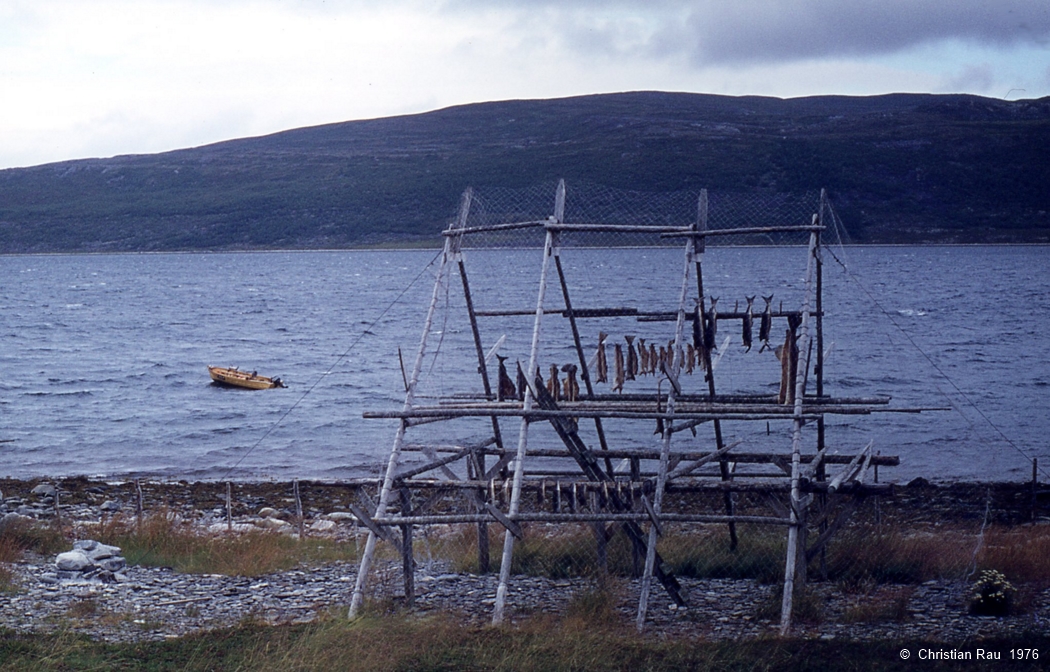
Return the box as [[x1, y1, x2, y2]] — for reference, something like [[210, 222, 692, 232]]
[[258, 507, 280, 519], [56, 550, 93, 572], [326, 511, 356, 521], [256, 517, 290, 529], [207, 522, 256, 534], [31, 483, 57, 498], [309, 519, 336, 532]]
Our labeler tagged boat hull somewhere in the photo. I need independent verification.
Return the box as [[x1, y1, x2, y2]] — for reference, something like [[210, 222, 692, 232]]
[[208, 366, 284, 390]]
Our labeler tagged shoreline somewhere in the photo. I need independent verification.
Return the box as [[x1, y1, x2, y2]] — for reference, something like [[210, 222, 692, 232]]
[[3, 476, 1046, 527], [2, 476, 1049, 644]]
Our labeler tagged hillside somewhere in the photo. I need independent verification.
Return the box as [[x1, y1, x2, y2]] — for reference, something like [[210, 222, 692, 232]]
[[0, 91, 1048, 252]]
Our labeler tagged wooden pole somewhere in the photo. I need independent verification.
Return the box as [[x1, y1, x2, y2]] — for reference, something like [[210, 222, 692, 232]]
[[636, 209, 695, 631], [349, 200, 459, 618], [135, 479, 144, 529], [400, 488, 415, 606], [492, 180, 561, 625], [453, 189, 499, 573], [294, 479, 305, 539], [780, 226, 819, 636], [692, 189, 738, 550], [226, 482, 232, 532], [553, 250, 615, 476]]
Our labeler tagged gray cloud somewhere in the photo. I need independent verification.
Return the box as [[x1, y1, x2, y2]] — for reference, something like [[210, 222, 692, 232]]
[[679, 1, 1050, 65], [456, 1, 1050, 65]]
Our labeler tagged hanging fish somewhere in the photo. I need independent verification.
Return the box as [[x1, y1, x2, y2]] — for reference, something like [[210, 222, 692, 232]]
[[703, 297, 719, 352], [516, 360, 527, 401], [625, 335, 638, 380], [742, 295, 755, 352], [658, 345, 667, 371], [690, 300, 706, 369], [638, 338, 649, 376], [685, 343, 695, 374], [759, 294, 773, 352], [613, 343, 625, 393], [496, 355, 516, 401], [648, 343, 658, 375], [675, 344, 685, 371], [547, 364, 561, 401], [595, 332, 608, 383], [561, 363, 579, 402]]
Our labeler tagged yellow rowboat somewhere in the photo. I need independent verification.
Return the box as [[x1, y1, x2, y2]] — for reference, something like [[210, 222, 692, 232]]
[[208, 366, 286, 390]]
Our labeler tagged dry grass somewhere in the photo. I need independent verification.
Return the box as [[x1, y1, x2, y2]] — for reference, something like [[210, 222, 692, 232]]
[[978, 527, 1050, 585], [86, 512, 357, 576], [0, 516, 68, 592], [824, 523, 1050, 588]]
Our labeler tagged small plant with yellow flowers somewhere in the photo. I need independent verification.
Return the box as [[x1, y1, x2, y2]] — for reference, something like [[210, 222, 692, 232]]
[[969, 569, 1016, 617]]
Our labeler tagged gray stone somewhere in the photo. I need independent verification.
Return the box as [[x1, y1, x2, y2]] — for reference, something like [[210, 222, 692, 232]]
[[30, 483, 56, 498], [55, 550, 93, 572], [100, 500, 121, 512]]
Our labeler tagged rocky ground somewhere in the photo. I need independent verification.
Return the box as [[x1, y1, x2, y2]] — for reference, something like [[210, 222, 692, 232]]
[[1, 477, 1048, 644]]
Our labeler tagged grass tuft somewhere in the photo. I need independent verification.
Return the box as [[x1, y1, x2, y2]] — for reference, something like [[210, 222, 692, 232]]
[[88, 512, 356, 576]]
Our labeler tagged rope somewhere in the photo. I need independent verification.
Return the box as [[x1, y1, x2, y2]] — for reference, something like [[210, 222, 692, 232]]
[[218, 248, 445, 480], [822, 202, 1047, 482]]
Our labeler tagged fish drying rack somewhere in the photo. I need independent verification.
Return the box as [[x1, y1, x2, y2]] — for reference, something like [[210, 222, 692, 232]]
[[348, 181, 928, 634]]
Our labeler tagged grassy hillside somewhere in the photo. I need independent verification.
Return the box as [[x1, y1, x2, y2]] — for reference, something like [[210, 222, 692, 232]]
[[0, 91, 1048, 252]]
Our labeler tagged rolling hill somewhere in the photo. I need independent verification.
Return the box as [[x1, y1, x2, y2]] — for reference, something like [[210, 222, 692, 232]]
[[0, 91, 1048, 252]]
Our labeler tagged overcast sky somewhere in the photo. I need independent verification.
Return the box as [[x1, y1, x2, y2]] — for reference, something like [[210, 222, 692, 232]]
[[2, 0, 1048, 169]]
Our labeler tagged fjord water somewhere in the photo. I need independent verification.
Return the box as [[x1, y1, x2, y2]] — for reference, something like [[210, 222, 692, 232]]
[[0, 246, 1046, 483]]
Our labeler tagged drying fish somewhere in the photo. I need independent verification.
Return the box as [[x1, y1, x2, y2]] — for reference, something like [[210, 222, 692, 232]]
[[625, 335, 638, 380], [685, 343, 695, 374], [742, 295, 755, 352], [648, 343, 658, 374], [496, 355, 516, 401], [675, 344, 685, 371], [595, 332, 608, 383], [613, 343, 625, 393], [654, 396, 665, 436], [547, 364, 561, 401], [703, 297, 719, 352], [561, 363, 579, 402], [758, 294, 773, 352], [516, 361, 527, 401], [638, 338, 649, 376]]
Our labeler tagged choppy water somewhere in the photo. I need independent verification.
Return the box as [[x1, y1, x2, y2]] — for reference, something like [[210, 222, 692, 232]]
[[0, 246, 1046, 483]]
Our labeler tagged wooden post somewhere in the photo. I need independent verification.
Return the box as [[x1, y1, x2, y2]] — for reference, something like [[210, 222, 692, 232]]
[[294, 479, 305, 539], [136, 479, 144, 529], [350, 210, 458, 618], [400, 488, 415, 606], [226, 482, 233, 532], [780, 226, 819, 636], [454, 188, 500, 573], [492, 181, 561, 625], [1032, 458, 1039, 522], [553, 250, 614, 477], [693, 190, 738, 550], [636, 214, 695, 631]]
